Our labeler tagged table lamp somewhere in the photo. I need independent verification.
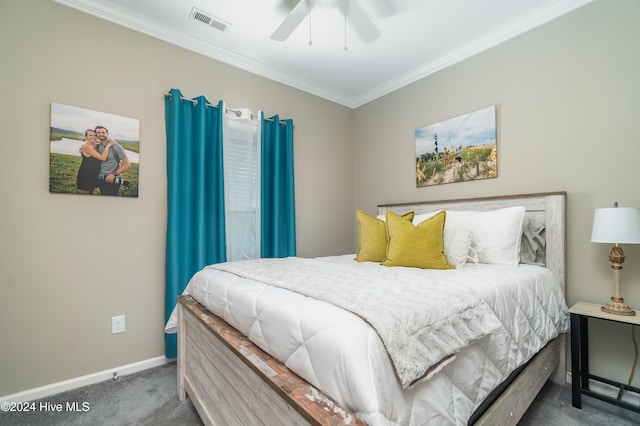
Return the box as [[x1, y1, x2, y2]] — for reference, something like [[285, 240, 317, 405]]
[[591, 203, 640, 316]]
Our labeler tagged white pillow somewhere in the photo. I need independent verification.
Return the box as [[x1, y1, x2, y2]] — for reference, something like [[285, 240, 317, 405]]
[[445, 206, 526, 265], [412, 210, 442, 225], [444, 229, 478, 267]]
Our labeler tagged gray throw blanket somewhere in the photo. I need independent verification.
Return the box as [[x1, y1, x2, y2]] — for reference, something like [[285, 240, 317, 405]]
[[211, 257, 504, 388]]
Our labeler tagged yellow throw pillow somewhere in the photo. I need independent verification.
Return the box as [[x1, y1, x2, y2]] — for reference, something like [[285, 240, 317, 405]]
[[355, 210, 414, 262], [382, 210, 454, 269]]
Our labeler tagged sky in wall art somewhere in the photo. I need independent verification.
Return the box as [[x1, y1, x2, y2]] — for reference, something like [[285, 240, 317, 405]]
[[49, 102, 140, 197], [415, 105, 497, 187]]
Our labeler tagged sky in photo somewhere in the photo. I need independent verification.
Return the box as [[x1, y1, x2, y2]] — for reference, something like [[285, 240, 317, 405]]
[[51, 103, 140, 142], [415, 105, 496, 157]]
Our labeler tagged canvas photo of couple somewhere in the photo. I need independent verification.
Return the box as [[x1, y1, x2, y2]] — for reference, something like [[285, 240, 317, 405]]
[[50, 103, 140, 197]]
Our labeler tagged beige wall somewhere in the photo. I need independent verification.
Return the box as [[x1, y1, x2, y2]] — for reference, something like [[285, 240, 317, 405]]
[[0, 0, 353, 395], [2, 0, 640, 397], [354, 0, 640, 386]]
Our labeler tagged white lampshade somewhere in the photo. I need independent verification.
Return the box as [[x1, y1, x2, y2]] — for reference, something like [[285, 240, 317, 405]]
[[591, 207, 640, 244]]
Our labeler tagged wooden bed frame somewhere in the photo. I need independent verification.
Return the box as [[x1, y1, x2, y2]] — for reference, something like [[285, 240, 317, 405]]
[[176, 191, 567, 425]]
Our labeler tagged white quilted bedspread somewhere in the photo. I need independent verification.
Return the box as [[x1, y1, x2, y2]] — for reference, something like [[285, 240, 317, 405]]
[[165, 255, 569, 425]]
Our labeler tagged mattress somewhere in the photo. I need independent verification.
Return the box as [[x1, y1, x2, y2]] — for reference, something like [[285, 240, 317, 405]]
[[165, 255, 569, 425]]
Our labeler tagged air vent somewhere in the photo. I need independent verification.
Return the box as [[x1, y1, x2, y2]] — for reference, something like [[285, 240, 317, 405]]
[[189, 7, 230, 32]]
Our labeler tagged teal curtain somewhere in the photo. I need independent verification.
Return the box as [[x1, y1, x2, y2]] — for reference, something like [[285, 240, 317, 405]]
[[261, 114, 296, 258], [164, 89, 226, 358]]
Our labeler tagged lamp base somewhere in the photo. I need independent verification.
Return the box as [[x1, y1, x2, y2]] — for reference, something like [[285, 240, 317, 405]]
[[601, 297, 636, 316]]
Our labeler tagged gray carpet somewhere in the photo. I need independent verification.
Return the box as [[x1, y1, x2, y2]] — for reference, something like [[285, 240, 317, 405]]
[[2, 362, 640, 425], [0, 363, 201, 426]]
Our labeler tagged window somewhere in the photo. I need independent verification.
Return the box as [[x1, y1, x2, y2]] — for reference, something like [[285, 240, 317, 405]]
[[222, 109, 261, 261]]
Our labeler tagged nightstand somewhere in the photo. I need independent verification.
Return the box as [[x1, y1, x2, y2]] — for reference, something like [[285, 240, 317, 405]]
[[570, 301, 640, 413]]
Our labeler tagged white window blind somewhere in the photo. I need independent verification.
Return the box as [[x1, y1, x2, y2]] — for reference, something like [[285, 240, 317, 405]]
[[222, 108, 261, 261]]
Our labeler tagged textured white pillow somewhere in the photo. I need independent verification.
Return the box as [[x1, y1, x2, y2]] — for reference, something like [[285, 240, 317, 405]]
[[414, 210, 476, 267], [443, 229, 478, 267], [445, 206, 526, 265]]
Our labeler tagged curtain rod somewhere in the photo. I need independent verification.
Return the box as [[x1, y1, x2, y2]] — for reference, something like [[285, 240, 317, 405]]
[[163, 91, 289, 126], [163, 91, 217, 108], [225, 106, 258, 121]]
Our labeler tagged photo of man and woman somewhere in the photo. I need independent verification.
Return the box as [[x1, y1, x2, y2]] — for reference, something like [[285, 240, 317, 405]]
[[50, 102, 140, 197]]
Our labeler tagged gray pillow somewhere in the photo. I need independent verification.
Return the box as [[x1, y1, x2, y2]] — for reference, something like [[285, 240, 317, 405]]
[[520, 216, 545, 265]]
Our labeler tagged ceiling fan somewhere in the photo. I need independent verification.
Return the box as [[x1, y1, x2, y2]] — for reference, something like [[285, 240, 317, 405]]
[[271, 0, 381, 43]]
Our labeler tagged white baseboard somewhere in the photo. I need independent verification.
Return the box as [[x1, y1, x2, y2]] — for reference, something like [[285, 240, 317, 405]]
[[0, 356, 172, 403]]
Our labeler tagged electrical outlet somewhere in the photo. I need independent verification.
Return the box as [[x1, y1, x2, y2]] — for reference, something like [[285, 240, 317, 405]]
[[112, 315, 125, 334]]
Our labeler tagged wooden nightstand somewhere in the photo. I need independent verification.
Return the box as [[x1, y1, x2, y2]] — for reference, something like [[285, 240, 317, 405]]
[[569, 301, 640, 413]]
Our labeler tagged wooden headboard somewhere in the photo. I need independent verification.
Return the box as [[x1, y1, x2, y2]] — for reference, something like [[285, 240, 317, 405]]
[[378, 191, 567, 296]]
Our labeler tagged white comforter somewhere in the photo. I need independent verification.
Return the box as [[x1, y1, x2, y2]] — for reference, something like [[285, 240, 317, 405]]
[[165, 255, 569, 425]]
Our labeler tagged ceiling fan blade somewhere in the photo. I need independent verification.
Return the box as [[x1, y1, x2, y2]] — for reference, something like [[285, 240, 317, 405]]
[[271, 0, 313, 41], [343, 0, 380, 43]]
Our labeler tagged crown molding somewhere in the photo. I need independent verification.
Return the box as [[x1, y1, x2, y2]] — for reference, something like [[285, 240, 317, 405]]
[[51, 0, 355, 107], [352, 0, 595, 107], [53, 0, 594, 109]]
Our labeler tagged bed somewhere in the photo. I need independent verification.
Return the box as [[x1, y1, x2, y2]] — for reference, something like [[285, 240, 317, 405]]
[[165, 191, 569, 425]]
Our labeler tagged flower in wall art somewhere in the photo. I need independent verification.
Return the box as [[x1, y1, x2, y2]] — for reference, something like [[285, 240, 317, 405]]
[[415, 105, 497, 187]]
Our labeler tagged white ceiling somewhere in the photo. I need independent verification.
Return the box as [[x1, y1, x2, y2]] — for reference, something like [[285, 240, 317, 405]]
[[53, 0, 593, 108]]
